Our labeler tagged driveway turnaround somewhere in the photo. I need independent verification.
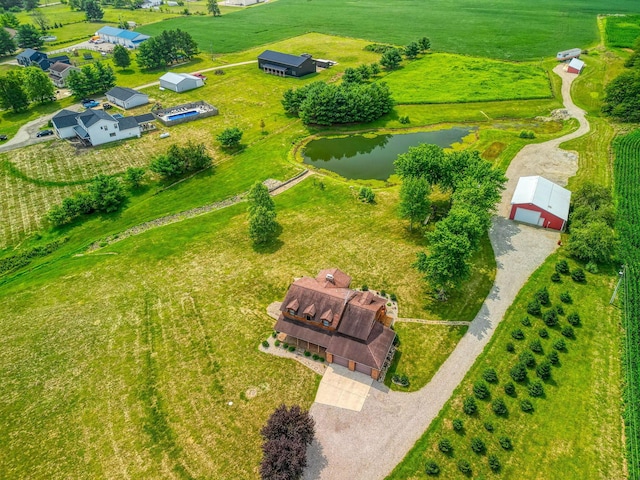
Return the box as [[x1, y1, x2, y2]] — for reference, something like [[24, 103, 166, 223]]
[[304, 64, 588, 480], [314, 366, 373, 412]]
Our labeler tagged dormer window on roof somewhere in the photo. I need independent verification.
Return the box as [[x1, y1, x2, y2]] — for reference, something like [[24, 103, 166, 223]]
[[286, 298, 299, 314]]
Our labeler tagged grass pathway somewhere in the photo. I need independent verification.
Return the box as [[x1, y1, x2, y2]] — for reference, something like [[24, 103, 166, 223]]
[[304, 65, 589, 480]]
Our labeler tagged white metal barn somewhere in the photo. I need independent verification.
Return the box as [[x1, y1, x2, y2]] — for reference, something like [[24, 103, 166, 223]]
[[509, 176, 571, 231]]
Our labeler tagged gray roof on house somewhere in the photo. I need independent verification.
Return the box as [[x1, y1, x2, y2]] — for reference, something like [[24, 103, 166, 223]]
[[49, 61, 75, 73], [106, 86, 147, 102], [258, 50, 312, 67], [134, 113, 155, 123], [51, 109, 79, 129], [78, 109, 114, 128], [117, 116, 139, 130], [17, 48, 44, 60]]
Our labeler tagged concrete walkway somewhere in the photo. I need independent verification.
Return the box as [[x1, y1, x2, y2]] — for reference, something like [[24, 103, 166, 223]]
[[304, 65, 588, 480]]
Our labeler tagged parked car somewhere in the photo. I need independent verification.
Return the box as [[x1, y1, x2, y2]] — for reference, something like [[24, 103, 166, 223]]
[[0, 134, 7, 141], [36, 129, 53, 138], [103, 103, 112, 110], [82, 100, 100, 108]]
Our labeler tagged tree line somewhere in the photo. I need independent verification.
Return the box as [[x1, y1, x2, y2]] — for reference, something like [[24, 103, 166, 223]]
[[395, 144, 506, 299], [603, 37, 640, 122], [136, 29, 199, 70], [282, 81, 394, 125], [66, 62, 116, 99]]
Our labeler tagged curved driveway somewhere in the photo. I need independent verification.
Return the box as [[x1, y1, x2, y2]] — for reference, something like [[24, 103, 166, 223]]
[[304, 64, 587, 480]]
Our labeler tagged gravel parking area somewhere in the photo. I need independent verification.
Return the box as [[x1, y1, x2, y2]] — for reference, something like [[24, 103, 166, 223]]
[[304, 64, 589, 480]]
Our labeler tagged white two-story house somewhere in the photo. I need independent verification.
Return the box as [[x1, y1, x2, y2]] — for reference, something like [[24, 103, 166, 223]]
[[51, 109, 141, 146]]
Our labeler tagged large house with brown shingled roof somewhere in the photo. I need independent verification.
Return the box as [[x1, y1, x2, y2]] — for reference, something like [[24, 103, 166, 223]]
[[275, 268, 396, 380]]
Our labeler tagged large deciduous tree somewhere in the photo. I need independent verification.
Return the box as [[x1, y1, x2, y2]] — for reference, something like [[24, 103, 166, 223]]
[[136, 29, 198, 69], [31, 10, 49, 32], [216, 127, 243, 149], [399, 176, 431, 232], [247, 181, 279, 245], [66, 62, 115, 98], [87, 175, 127, 213], [149, 142, 212, 178], [23, 66, 55, 103], [0, 71, 29, 112]]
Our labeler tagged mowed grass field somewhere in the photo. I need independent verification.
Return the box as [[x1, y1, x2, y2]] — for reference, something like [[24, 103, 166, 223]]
[[383, 54, 552, 104], [138, 0, 640, 60], [0, 177, 471, 479], [387, 256, 625, 479]]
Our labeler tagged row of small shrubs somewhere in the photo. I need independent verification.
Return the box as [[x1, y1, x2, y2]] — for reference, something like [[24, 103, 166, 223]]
[[270, 339, 326, 362], [428, 261, 588, 476]]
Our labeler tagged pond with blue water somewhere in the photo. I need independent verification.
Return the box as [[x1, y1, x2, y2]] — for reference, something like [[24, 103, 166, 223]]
[[302, 127, 473, 180]]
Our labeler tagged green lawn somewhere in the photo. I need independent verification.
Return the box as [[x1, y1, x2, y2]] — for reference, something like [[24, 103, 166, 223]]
[[387, 255, 624, 479], [0, 175, 495, 479], [383, 54, 552, 104], [138, 0, 640, 60], [386, 323, 468, 392]]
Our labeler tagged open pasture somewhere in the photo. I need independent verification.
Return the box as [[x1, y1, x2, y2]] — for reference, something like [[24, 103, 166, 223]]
[[0, 177, 484, 479], [383, 54, 552, 104], [139, 0, 640, 60]]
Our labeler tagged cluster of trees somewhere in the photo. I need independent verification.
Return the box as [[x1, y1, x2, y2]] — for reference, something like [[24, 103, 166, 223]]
[[0, 67, 55, 112], [603, 37, 640, 122], [149, 142, 213, 178], [395, 144, 506, 298], [260, 404, 315, 480], [47, 174, 129, 226], [0, 28, 16, 56], [16, 23, 43, 49], [66, 62, 116, 98], [136, 29, 198, 70], [379, 37, 431, 70], [282, 81, 394, 125], [341, 63, 380, 84], [247, 182, 279, 246], [566, 183, 616, 264]]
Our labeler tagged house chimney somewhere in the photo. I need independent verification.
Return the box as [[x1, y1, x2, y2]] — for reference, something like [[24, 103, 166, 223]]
[[326, 273, 334, 283]]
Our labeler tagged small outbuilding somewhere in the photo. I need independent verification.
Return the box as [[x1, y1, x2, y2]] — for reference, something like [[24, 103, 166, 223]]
[[257, 50, 316, 77], [565, 58, 585, 74], [159, 72, 204, 93], [106, 87, 149, 109], [509, 176, 571, 231], [556, 48, 581, 62]]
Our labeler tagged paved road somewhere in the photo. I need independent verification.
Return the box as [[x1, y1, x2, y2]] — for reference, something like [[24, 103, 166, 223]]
[[304, 64, 588, 480]]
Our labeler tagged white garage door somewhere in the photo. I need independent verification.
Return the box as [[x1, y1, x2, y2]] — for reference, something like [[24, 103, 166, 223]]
[[514, 207, 541, 226]]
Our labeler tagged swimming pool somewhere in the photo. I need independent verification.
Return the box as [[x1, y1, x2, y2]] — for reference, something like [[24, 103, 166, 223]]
[[166, 110, 199, 121]]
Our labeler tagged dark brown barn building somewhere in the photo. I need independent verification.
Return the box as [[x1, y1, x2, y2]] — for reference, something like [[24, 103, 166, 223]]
[[275, 268, 396, 380]]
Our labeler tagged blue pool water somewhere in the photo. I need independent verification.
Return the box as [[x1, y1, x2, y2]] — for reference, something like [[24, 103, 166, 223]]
[[167, 110, 199, 121]]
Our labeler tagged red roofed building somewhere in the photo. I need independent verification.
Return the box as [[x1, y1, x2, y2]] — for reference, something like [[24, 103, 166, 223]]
[[274, 269, 396, 380]]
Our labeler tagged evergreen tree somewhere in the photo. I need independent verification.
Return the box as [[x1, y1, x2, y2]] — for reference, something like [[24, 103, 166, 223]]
[[404, 41, 420, 59], [112, 45, 131, 69], [418, 37, 431, 52], [0, 72, 29, 112], [207, 0, 221, 16], [84, 0, 104, 21], [247, 181, 275, 215], [0, 27, 16, 56], [380, 48, 402, 70], [16, 23, 43, 49]]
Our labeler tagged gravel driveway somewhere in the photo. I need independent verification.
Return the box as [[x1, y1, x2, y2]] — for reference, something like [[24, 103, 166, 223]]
[[304, 64, 588, 480]]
